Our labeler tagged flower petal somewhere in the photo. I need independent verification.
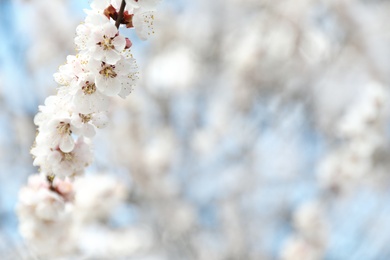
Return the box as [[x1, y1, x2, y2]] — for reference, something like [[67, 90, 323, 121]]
[[59, 135, 75, 153], [133, 10, 156, 40], [104, 50, 121, 65], [113, 35, 126, 51], [96, 76, 121, 96]]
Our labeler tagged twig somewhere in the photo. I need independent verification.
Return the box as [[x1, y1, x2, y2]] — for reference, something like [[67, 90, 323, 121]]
[[115, 0, 127, 29]]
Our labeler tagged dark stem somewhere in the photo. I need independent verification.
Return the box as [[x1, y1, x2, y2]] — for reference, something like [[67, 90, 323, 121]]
[[115, 0, 126, 29]]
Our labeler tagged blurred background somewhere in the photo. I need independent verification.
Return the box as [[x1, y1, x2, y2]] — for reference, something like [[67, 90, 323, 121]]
[[1, 0, 390, 259]]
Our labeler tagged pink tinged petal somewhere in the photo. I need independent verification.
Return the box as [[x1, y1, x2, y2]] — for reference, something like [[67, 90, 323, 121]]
[[96, 76, 121, 96], [113, 35, 126, 51], [92, 29, 105, 43], [59, 135, 75, 153], [125, 38, 132, 49], [104, 23, 119, 38], [91, 113, 109, 129], [83, 124, 96, 138], [47, 150, 62, 164]]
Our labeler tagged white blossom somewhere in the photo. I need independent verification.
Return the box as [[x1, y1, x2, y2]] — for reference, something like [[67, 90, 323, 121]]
[[53, 54, 90, 86], [17, 175, 75, 256], [90, 57, 138, 96], [71, 111, 109, 138], [36, 117, 75, 153], [71, 72, 110, 114], [87, 22, 126, 65], [32, 137, 93, 179]]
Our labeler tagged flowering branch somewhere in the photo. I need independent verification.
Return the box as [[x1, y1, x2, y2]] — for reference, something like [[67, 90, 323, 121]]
[[17, 0, 160, 257]]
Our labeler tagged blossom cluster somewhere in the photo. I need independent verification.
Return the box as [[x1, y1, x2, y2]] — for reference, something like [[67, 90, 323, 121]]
[[17, 175, 76, 255], [31, 0, 158, 180], [17, 173, 130, 257], [18, 0, 159, 257]]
